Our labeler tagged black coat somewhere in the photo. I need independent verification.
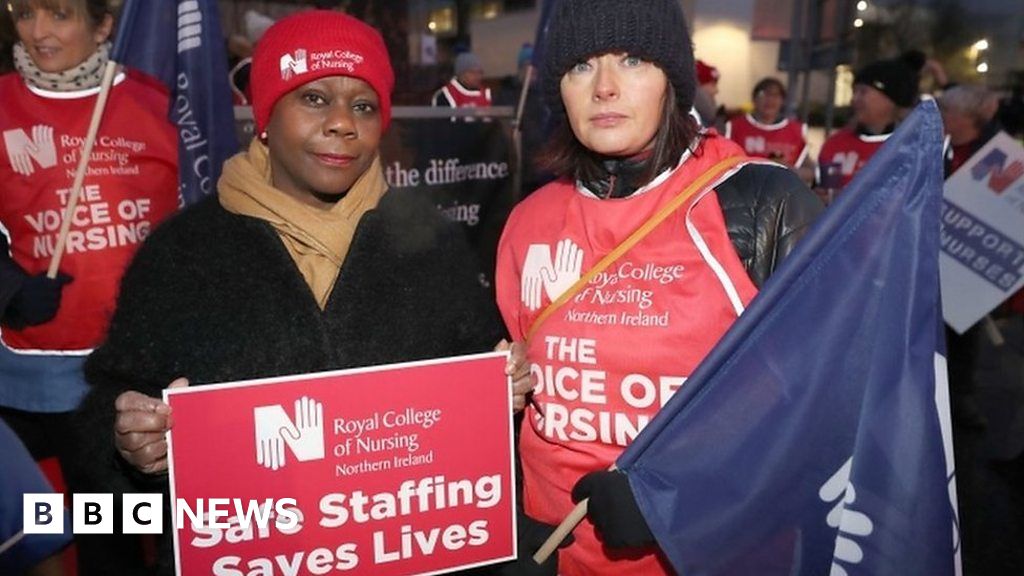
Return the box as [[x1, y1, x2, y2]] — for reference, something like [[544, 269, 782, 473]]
[[69, 190, 503, 575], [716, 163, 824, 287]]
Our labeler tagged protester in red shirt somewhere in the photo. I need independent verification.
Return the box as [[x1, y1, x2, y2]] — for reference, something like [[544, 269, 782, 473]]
[[726, 77, 808, 168], [816, 52, 924, 201], [494, 1, 821, 573], [0, 1, 179, 572], [432, 51, 493, 112]]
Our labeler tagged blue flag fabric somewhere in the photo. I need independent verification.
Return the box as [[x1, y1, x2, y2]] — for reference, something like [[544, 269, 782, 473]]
[[617, 102, 958, 576], [111, 0, 238, 205]]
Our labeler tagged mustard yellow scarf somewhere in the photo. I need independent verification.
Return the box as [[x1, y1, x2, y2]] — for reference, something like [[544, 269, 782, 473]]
[[218, 140, 387, 309]]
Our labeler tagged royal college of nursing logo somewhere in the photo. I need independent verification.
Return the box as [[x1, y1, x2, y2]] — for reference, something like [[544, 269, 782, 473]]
[[253, 396, 325, 471], [176, 0, 204, 53], [3, 125, 57, 176], [520, 239, 584, 311], [819, 458, 875, 576], [279, 49, 309, 80]]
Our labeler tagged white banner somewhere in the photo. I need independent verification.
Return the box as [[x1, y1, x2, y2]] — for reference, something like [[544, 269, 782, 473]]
[[940, 132, 1024, 333]]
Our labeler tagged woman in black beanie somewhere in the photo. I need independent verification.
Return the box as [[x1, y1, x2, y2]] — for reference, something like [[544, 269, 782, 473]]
[[494, 0, 821, 574]]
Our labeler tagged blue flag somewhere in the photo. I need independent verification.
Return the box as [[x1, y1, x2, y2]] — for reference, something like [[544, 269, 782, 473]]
[[617, 102, 959, 575], [111, 0, 238, 205]]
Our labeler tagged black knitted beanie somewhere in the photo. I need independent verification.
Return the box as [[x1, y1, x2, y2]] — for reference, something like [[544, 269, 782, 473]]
[[540, 0, 696, 114], [854, 51, 925, 108]]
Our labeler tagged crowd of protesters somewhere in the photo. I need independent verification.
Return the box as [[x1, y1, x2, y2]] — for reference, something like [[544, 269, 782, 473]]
[[2, 1, 1023, 576]]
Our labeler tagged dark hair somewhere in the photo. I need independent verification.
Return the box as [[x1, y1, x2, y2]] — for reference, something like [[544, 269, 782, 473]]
[[537, 82, 701, 185], [752, 77, 786, 100], [8, 0, 111, 29]]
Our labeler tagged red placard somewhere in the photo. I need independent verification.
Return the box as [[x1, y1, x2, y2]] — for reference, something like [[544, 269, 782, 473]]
[[165, 352, 516, 576]]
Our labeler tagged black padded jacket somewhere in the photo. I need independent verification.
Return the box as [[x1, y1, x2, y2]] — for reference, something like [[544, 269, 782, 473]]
[[716, 163, 824, 288]]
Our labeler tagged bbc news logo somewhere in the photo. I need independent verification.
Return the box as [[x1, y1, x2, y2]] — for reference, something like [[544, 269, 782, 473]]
[[24, 494, 300, 534], [24, 493, 163, 535]]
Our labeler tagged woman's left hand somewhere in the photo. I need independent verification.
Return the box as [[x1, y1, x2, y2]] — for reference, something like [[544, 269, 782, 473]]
[[496, 339, 533, 412]]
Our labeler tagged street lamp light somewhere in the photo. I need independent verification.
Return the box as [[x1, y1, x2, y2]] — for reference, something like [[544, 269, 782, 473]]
[[969, 39, 990, 75], [856, 1, 868, 11]]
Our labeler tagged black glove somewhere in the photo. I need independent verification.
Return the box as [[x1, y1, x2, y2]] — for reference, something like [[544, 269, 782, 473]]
[[571, 470, 654, 548], [496, 512, 574, 576], [3, 273, 72, 327]]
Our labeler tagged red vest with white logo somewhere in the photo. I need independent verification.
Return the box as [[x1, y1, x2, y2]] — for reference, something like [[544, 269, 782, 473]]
[[0, 71, 178, 352], [496, 137, 758, 575], [726, 113, 808, 167], [816, 127, 890, 189], [434, 78, 492, 109]]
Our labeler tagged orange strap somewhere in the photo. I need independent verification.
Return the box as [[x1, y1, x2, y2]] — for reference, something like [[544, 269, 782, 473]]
[[526, 155, 746, 341]]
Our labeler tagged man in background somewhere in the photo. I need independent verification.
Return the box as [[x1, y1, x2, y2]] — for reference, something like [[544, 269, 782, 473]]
[[432, 51, 492, 113]]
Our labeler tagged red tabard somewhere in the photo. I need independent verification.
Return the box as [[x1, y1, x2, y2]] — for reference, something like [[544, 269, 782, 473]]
[[725, 113, 808, 167], [495, 137, 758, 575], [816, 127, 890, 189], [0, 72, 178, 352], [435, 78, 493, 108]]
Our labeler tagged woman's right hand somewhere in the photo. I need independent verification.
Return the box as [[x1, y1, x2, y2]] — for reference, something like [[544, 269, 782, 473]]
[[114, 377, 189, 474], [496, 340, 534, 412]]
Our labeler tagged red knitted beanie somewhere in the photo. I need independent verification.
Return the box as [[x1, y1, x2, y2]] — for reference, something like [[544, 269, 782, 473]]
[[250, 10, 395, 133], [696, 60, 719, 86]]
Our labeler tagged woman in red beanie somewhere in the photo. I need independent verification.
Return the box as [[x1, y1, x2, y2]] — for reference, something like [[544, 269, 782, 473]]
[[494, 0, 821, 574], [71, 11, 527, 575]]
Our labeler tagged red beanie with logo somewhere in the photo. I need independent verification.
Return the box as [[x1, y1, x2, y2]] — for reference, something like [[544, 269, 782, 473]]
[[696, 60, 720, 85], [250, 10, 395, 133]]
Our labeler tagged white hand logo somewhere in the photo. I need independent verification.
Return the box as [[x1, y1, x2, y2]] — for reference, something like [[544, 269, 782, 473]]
[[820, 458, 875, 576], [11, 147, 32, 177], [279, 49, 308, 80], [520, 239, 584, 311], [3, 125, 57, 176], [254, 396, 324, 471], [31, 125, 56, 169]]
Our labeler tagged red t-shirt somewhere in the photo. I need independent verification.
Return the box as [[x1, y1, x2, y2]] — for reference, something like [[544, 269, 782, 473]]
[[726, 113, 808, 167], [433, 78, 492, 109], [816, 127, 891, 190]]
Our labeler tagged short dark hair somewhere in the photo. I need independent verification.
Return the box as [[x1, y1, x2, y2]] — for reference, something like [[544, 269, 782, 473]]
[[752, 77, 786, 100], [537, 82, 702, 185]]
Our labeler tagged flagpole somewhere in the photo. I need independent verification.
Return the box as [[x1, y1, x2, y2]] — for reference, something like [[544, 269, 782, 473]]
[[46, 60, 120, 278], [532, 499, 587, 564], [514, 65, 533, 129], [982, 315, 1005, 346], [531, 462, 622, 564], [511, 64, 535, 201]]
